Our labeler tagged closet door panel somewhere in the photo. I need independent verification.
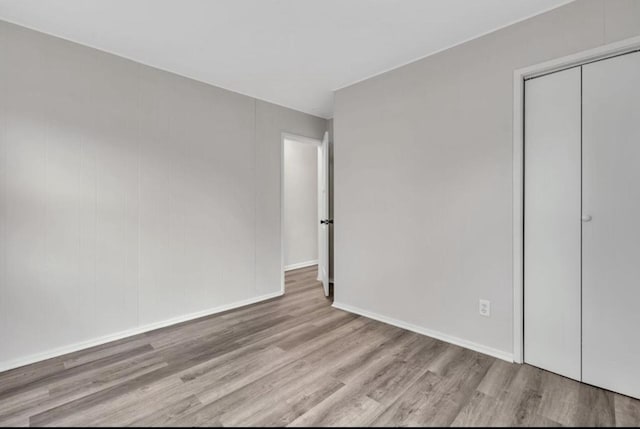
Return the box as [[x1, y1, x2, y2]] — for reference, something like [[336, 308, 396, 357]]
[[582, 51, 640, 399], [524, 67, 582, 380]]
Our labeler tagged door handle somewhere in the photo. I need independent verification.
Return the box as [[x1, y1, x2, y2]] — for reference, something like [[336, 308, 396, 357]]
[[320, 219, 334, 225], [581, 214, 592, 222]]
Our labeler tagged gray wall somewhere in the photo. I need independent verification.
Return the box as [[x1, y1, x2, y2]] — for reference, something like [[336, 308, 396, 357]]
[[283, 138, 318, 268], [333, 0, 640, 357], [0, 20, 327, 368]]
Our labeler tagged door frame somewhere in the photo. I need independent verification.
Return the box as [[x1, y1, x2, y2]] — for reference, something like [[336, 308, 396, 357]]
[[512, 35, 640, 364], [280, 132, 324, 294]]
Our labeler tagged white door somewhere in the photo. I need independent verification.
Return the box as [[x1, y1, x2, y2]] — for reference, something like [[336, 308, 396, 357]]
[[524, 67, 582, 380], [582, 51, 640, 399], [318, 131, 330, 297]]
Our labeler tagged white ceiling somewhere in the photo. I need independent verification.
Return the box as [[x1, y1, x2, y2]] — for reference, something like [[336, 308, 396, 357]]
[[0, 0, 571, 118]]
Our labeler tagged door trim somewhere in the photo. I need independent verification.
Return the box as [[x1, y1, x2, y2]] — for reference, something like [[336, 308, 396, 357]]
[[512, 35, 640, 364]]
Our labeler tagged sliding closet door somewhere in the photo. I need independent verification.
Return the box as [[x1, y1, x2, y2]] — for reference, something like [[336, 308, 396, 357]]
[[524, 67, 582, 380], [582, 52, 640, 399]]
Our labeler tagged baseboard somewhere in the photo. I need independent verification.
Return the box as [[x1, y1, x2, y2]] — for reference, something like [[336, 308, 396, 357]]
[[332, 301, 513, 363], [0, 290, 283, 373], [284, 259, 318, 271]]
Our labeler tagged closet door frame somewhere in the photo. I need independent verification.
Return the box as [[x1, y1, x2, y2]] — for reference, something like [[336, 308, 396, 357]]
[[512, 35, 640, 364]]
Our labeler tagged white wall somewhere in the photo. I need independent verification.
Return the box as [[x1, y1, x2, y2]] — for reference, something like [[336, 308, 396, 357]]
[[283, 139, 318, 269], [333, 0, 640, 359], [0, 20, 327, 369]]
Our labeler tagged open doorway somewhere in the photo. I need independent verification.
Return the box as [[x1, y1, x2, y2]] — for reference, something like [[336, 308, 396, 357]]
[[281, 132, 331, 298]]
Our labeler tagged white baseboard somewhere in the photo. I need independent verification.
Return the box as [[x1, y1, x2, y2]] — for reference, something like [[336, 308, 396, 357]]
[[0, 290, 283, 373], [332, 301, 513, 363], [284, 259, 318, 271]]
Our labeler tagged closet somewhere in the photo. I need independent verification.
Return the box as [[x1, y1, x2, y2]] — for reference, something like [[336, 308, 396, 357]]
[[524, 51, 640, 399]]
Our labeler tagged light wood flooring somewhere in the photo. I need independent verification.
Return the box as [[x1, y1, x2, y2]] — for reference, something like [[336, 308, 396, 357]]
[[1, 265, 639, 427]]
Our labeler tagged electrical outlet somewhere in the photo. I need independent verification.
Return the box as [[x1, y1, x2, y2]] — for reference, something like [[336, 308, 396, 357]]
[[479, 299, 491, 317]]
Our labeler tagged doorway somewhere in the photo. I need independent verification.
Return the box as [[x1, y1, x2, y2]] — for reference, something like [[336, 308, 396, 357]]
[[281, 132, 331, 298]]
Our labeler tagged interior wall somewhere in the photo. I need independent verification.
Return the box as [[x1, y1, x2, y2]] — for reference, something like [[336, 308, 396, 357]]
[[333, 0, 640, 358], [283, 139, 318, 268], [0, 20, 327, 369]]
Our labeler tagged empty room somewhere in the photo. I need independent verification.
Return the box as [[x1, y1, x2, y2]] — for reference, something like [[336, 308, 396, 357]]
[[1, 0, 640, 427]]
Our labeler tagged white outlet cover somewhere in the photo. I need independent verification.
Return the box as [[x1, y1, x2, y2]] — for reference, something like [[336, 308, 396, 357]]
[[479, 299, 491, 317]]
